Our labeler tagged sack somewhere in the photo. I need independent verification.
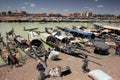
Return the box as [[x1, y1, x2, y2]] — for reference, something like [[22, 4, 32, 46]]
[[41, 67, 46, 72], [48, 66, 62, 77]]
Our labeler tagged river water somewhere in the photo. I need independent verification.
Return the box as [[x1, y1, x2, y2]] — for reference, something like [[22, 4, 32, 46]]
[[0, 22, 120, 42]]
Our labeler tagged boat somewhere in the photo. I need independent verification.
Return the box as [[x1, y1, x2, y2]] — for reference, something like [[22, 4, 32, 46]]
[[6, 37, 27, 65], [40, 28, 82, 54], [27, 31, 45, 57], [45, 27, 56, 34], [45, 27, 74, 39], [93, 39, 110, 55], [6, 28, 29, 60], [93, 23, 120, 35], [0, 36, 7, 66], [0, 33, 25, 67], [13, 33, 29, 50], [23, 27, 38, 31]]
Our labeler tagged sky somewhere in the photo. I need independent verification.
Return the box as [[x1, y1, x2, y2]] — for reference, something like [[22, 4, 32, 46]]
[[0, 0, 120, 15]]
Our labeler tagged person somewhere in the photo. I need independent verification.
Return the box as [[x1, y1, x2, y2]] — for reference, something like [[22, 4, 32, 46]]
[[0, 32, 1, 37], [0, 49, 1, 55], [7, 52, 14, 67], [6, 32, 9, 40], [32, 46, 38, 56], [115, 45, 120, 55], [82, 55, 88, 73], [36, 60, 46, 80], [44, 50, 49, 67], [48, 48, 51, 53], [12, 53, 20, 67]]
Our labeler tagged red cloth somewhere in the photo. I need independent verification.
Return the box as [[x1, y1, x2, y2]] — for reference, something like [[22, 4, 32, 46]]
[[13, 55, 17, 61], [29, 43, 32, 48], [117, 45, 120, 49]]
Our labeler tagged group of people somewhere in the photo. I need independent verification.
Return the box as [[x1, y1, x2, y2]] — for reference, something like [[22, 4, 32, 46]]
[[7, 52, 20, 67], [36, 52, 89, 80], [36, 48, 59, 80]]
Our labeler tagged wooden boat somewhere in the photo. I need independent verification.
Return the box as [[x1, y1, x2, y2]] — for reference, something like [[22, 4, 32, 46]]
[[93, 39, 110, 55], [45, 27, 54, 34], [46, 27, 74, 39], [23, 27, 38, 31], [93, 23, 120, 35], [7, 39, 24, 59], [6, 29, 28, 60], [11, 33, 37, 58], [0, 35, 25, 67], [0, 37, 7, 66], [40, 28, 81, 54], [27, 31, 45, 57], [40, 28, 100, 59]]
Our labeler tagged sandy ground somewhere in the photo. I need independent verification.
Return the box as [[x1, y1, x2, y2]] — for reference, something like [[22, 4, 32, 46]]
[[0, 46, 120, 80]]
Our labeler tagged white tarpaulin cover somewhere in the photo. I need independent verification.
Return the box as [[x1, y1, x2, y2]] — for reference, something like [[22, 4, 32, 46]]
[[48, 50, 59, 60], [88, 69, 113, 80]]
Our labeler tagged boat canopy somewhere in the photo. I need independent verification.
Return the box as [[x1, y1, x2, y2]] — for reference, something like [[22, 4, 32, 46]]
[[30, 39, 42, 47], [28, 31, 38, 42], [93, 23, 103, 28], [64, 27, 94, 39], [28, 31, 42, 47], [52, 30, 73, 40]]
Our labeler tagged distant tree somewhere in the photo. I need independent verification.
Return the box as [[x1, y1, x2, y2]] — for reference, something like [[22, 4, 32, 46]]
[[8, 10, 12, 15], [117, 15, 120, 19], [21, 11, 27, 14]]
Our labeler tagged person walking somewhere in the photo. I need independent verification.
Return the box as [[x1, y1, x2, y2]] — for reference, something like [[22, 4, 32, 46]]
[[115, 45, 120, 55], [82, 55, 88, 73], [12, 53, 20, 67], [7, 52, 14, 68], [44, 50, 49, 67], [36, 60, 46, 80]]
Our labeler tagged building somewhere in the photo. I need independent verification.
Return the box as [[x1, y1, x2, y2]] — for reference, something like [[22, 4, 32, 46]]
[[0, 12, 7, 16], [10, 11, 27, 16], [48, 13, 62, 17], [73, 12, 82, 17], [84, 12, 93, 17]]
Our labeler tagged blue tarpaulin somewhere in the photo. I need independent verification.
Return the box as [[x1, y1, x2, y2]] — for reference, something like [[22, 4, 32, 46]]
[[64, 27, 93, 38]]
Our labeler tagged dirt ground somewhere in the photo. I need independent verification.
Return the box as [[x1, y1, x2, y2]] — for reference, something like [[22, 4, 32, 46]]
[[0, 46, 120, 80]]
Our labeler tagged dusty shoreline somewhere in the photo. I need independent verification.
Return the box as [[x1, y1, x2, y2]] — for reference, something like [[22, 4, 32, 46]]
[[0, 46, 120, 80]]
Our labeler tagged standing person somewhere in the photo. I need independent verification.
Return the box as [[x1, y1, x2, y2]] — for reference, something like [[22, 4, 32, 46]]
[[6, 32, 9, 41], [36, 60, 46, 80], [0, 32, 1, 37], [48, 48, 51, 53], [44, 50, 49, 67], [7, 52, 14, 68], [82, 55, 88, 73], [115, 45, 120, 55], [32, 46, 38, 56], [0, 49, 1, 55], [12, 54, 20, 67]]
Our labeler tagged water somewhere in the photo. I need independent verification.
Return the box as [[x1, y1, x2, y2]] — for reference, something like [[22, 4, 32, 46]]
[[0, 22, 120, 42]]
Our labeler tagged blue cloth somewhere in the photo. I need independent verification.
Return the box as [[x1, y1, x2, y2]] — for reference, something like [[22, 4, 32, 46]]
[[41, 67, 46, 72], [115, 47, 120, 55]]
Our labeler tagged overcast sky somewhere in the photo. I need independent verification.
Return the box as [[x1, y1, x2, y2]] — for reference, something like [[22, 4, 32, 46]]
[[0, 0, 120, 15]]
